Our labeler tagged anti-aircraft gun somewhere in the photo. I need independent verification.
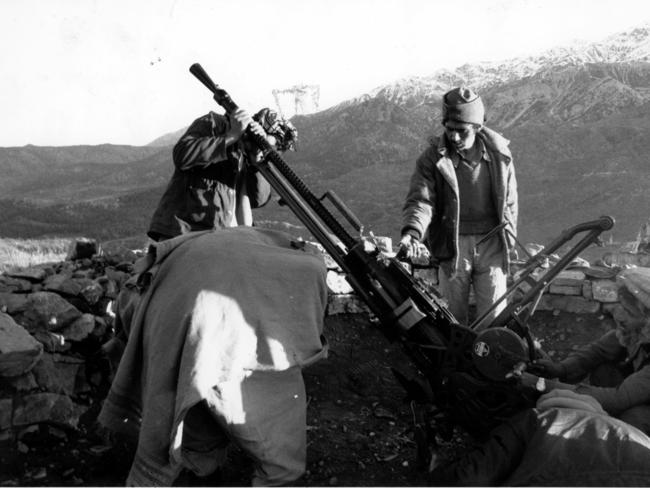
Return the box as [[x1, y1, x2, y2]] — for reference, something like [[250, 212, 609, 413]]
[[188, 63, 614, 438]]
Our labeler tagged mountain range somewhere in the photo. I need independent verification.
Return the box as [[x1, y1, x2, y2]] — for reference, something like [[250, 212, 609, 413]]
[[2, 25, 650, 247]]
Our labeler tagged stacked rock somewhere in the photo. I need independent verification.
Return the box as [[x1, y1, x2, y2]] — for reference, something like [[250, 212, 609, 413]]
[[0, 238, 141, 442]]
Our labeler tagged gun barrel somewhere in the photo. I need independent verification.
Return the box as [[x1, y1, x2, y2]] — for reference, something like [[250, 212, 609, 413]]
[[189, 64, 358, 256], [189, 63, 238, 113]]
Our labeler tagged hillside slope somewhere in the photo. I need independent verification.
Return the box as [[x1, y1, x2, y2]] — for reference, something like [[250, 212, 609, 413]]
[[1, 26, 650, 244]]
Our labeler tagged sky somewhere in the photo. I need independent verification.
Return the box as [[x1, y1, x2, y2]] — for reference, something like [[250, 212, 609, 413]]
[[1, 0, 649, 147]]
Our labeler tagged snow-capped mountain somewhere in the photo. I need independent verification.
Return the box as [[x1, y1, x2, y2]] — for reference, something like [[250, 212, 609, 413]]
[[370, 24, 650, 105]]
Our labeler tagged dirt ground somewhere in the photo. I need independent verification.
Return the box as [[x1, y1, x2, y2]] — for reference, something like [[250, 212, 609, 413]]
[[0, 309, 614, 487]]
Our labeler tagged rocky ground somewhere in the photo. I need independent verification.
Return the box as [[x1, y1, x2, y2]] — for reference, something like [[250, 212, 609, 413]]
[[0, 309, 614, 487]]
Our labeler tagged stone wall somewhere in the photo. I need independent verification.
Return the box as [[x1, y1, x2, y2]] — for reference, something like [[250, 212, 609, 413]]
[[0, 239, 138, 444], [324, 243, 650, 319], [511, 251, 650, 317]]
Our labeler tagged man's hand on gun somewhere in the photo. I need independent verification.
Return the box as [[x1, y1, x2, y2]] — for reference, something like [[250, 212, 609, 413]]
[[397, 234, 431, 265], [227, 108, 253, 141], [226, 108, 267, 144], [528, 359, 566, 380]]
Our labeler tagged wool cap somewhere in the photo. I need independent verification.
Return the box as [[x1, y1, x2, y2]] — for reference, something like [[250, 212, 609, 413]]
[[253, 108, 298, 152], [442, 86, 485, 125]]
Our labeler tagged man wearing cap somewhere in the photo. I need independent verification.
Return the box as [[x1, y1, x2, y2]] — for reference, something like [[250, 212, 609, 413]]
[[147, 107, 298, 241], [430, 390, 650, 486], [398, 86, 518, 327], [530, 287, 650, 435]]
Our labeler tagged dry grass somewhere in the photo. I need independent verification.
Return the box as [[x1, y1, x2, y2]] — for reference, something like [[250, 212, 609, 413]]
[[0, 237, 73, 274]]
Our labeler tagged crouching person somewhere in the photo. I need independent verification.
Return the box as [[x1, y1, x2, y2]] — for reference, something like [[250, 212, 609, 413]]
[[530, 287, 650, 435], [98, 227, 329, 486], [430, 389, 650, 486]]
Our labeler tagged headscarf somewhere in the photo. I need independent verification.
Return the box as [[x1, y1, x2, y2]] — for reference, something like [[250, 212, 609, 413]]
[[253, 108, 298, 152]]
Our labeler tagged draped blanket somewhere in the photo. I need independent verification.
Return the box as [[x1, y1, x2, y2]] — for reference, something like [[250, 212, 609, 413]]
[[98, 227, 328, 485]]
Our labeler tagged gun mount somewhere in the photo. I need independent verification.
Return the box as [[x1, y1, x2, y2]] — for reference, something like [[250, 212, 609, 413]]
[[188, 63, 614, 437]]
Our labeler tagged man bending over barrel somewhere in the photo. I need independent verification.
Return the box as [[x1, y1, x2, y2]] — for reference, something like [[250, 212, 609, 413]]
[[99, 226, 328, 486]]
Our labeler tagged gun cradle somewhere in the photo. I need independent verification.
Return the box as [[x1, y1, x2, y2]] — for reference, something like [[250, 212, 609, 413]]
[[252, 148, 613, 435], [343, 242, 540, 435]]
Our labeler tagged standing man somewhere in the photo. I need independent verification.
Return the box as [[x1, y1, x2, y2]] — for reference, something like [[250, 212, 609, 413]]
[[147, 107, 297, 241], [398, 86, 518, 326]]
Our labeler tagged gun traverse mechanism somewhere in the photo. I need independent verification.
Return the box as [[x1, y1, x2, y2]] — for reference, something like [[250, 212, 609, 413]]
[[188, 63, 615, 435]]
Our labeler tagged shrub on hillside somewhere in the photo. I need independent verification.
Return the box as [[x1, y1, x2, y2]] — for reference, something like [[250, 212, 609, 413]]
[[0, 238, 72, 273]]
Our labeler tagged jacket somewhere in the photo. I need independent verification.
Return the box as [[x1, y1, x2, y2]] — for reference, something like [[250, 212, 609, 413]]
[[401, 127, 517, 273], [98, 227, 329, 485], [148, 111, 272, 239], [560, 329, 650, 415], [431, 407, 650, 486]]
